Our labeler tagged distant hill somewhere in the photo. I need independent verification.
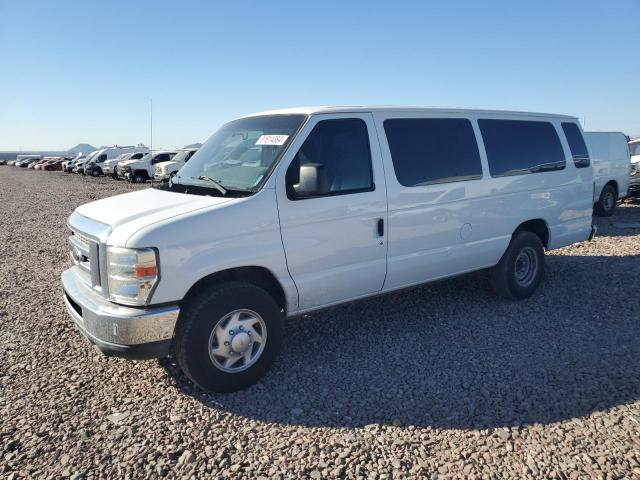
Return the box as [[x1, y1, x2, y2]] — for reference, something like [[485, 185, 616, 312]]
[[67, 143, 97, 154]]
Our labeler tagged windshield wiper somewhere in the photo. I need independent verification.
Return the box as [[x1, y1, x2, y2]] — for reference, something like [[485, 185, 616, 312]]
[[192, 176, 227, 196]]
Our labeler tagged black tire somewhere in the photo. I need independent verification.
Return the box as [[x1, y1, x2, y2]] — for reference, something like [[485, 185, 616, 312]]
[[594, 184, 617, 217], [112, 172, 119, 180], [173, 282, 283, 393], [490, 231, 545, 300], [132, 172, 146, 183], [91, 167, 102, 177]]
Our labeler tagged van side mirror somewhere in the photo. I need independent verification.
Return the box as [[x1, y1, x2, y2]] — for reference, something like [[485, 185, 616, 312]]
[[293, 163, 323, 197]]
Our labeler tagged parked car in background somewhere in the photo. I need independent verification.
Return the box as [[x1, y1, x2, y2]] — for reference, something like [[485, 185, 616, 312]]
[[71, 151, 99, 173], [584, 131, 630, 216], [14, 154, 42, 166], [18, 158, 40, 168], [62, 154, 83, 172], [62, 106, 596, 393], [103, 151, 149, 179], [35, 156, 66, 170], [153, 147, 199, 181], [44, 157, 68, 171], [29, 158, 49, 169], [629, 138, 640, 196], [0, 159, 6, 165], [117, 150, 177, 183], [102, 153, 132, 178], [85, 146, 150, 177]]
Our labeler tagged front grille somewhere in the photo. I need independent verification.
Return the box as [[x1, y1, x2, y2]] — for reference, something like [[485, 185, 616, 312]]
[[69, 231, 101, 289]]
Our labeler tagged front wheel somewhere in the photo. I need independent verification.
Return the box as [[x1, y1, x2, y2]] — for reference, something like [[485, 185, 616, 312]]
[[132, 172, 146, 183], [490, 231, 545, 300], [594, 184, 617, 217], [173, 282, 283, 393]]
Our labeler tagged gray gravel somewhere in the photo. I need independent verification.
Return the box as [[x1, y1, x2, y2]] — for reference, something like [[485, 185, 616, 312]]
[[1, 167, 640, 479]]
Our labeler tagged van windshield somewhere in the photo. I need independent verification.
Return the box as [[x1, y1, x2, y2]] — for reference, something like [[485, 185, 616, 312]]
[[170, 149, 192, 164], [174, 114, 306, 192], [630, 143, 640, 157]]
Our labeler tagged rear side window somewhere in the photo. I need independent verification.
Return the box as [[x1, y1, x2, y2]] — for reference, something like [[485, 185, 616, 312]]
[[153, 154, 170, 164], [286, 118, 373, 199], [561, 122, 590, 168], [383, 118, 482, 186], [478, 119, 566, 177]]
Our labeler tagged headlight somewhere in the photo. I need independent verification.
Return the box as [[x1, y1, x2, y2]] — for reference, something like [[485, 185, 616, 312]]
[[107, 246, 159, 306]]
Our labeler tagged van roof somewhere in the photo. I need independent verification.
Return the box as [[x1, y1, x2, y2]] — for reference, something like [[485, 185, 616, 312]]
[[241, 105, 579, 120]]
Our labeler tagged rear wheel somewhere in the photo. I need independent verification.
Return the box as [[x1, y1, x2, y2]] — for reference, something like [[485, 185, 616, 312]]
[[173, 282, 283, 393], [594, 184, 617, 216], [490, 231, 545, 300], [91, 167, 102, 177]]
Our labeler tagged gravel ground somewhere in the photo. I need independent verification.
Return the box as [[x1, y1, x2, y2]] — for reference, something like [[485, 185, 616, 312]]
[[1, 167, 640, 479]]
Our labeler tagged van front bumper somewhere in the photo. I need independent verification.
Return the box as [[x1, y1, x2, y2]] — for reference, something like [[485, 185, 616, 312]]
[[61, 267, 179, 359]]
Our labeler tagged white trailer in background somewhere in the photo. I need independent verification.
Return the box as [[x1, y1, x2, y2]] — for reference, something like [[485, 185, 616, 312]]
[[585, 132, 630, 216]]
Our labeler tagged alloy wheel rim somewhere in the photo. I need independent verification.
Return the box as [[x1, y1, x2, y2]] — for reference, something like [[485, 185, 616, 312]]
[[208, 309, 267, 373], [514, 246, 538, 287]]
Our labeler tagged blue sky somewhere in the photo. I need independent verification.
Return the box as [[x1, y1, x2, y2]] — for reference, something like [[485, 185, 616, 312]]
[[0, 0, 638, 150]]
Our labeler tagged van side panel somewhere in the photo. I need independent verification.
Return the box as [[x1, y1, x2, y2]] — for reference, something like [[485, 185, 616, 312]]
[[374, 111, 593, 292], [124, 189, 299, 312], [585, 132, 630, 199]]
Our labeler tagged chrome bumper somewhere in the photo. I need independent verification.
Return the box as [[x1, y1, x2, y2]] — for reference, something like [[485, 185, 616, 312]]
[[61, 267, 179, 359], [154, 173, 170, 182]]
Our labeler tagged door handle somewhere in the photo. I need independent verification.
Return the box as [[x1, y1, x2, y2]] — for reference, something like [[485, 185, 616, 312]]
[[377, 218, 384, 237]]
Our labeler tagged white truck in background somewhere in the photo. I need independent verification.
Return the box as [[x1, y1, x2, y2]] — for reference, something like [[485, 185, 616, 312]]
[[85, 146, 150, 177], [103, 152, 148, 179], [117, 150, 177, 183], [629, 138, 640, 196], [584, 132, 630, 216], [153, 147, 199, 182]]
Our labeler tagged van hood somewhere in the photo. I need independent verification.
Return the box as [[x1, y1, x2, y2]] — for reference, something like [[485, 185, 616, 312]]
[[155, 160, 179, 170], [74, 188, 234, 230]]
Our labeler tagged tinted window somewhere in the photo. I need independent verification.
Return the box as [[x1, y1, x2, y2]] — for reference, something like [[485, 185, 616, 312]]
[[286, 118, 373, 199], [384, 118, 482, 186], [97, 154, 107, 162], [561, 123, 590, 168], [131, 153, 144, 160], [478, 119, 566, 176], [153, 154, 170, 164]]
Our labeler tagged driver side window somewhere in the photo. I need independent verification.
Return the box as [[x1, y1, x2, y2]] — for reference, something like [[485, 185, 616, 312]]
[[286, 118, 374, 200]]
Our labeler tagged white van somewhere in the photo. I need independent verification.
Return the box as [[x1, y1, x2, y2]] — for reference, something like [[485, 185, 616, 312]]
[[85, 146, 150, 177], [629, 138, 640, 196], [584, 132, 630, 215], [62, 106, 595, 392]]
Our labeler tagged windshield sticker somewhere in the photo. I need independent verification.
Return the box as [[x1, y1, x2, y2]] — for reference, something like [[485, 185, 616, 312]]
[[255, 134, 289, 146]]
